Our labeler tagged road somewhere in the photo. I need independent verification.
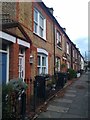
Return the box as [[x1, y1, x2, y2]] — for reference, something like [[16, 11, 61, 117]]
[[36, 72, 89, 118]]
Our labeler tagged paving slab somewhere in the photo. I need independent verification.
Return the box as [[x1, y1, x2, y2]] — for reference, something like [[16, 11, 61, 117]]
[[64, 93, 76, 97], [66, 90, 77, 93], [54, 98, 73, 103], [49, 100, 71, 108], [47, 105, 69, 113], [61, 113, 81, 118], [37, 110, 62, 118]]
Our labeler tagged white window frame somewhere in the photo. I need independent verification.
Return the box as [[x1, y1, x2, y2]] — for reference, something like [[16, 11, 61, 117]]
[[37, 48, 48, 75], [56, 31, 62, 48], [37, 54, 47, 74], [34, 8, 46, 40], [66, 42, 69, 55]]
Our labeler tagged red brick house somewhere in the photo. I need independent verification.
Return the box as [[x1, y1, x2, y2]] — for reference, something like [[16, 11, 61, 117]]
[[0, 17, 31, 84], [1, 1, 83, 84]]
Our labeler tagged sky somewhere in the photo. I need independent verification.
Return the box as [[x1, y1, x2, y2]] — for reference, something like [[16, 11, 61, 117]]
[[43, 0, 89, 60]]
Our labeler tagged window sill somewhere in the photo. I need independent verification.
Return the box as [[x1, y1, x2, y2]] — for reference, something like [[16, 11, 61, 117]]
[[33, 32, 47, 42], [57, 46, 62, 50]]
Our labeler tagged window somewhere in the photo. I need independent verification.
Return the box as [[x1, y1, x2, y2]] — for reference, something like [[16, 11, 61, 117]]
[[37, 54, 47, 74], [66, 42, 69, 54], [34, 8, 46, 39], [55, 57, 60, 72], [73, 49, 74, 57], [76, 52, 78, 59], [56, 31, 62, 48], [67, 61, 70, 69]]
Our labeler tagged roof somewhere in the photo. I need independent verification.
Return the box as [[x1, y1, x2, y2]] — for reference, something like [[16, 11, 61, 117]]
[[1, 16, 32, 44], [39, 2, 84, 57], [39, 2, 72, 43]]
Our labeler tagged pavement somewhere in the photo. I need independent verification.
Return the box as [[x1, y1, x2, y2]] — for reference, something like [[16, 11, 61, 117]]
[[35, 72, 89, 119]]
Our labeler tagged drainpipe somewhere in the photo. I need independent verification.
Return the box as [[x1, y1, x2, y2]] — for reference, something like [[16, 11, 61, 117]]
[[53, 18, 55, 75]]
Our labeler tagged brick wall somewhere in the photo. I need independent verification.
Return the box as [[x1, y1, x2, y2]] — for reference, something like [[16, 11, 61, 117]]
[[9, 43, 19, 80]]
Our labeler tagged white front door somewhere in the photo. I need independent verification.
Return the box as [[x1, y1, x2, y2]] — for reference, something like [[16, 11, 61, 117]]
[[19, 56, 24, 79], [19, 48, 25, 81]]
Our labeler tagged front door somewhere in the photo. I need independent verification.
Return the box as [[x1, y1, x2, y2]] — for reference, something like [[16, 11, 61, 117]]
[[19, 56, 24, 80], [0, 52, 7, 85]]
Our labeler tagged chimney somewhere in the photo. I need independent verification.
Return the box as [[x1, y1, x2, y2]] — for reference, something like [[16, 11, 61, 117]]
[[63, 28, 66, 32], [47, 7, 54, 15]]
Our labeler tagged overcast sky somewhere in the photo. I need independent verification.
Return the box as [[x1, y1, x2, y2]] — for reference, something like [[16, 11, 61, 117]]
[[43, 0, 88, 59]]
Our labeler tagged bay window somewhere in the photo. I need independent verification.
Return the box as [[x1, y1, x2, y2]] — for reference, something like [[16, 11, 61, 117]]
[[37, 54, 47, 75], [37, 48, 48, 75]]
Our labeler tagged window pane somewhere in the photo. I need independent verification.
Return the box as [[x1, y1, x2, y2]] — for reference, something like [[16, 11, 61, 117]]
[[37, 56, 40, 66], [67, 43, 69, 54], [39, 27, 43, 37], [57, 31, 61, 47], [42, 56, 46, 66], [34, 10, 38, 22], [42, 67, 46, 74], [39, 15, 44, 27], [34, 23, 38, 33]]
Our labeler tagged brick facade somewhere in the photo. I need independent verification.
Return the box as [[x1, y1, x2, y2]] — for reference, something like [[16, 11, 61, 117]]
[[9, 43, 19, 79], [2, 1, 83, 84]]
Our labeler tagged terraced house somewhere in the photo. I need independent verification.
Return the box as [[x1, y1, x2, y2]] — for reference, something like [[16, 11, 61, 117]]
[[1, 1, 83, 92]]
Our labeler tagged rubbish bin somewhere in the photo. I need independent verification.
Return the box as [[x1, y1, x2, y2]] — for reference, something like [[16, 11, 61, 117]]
[[56, 72, 67, 88], [35, 75, 46, 99], [64, 73, 68, 83]]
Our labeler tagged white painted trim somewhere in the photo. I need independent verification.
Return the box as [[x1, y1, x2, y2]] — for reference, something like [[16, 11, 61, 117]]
[[0, 31, 16, 43], [37, 48, 48, 55], [17, 38, 30, 48], [0, 50, 8, 53], [63, 57, 67, 60]]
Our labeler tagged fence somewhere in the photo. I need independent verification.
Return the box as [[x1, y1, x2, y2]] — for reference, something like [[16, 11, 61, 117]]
[[2, 88, 26, 120], [26, 73, 68, 114]]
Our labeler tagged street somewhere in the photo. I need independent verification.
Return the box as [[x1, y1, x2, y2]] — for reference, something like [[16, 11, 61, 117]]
[[36, 72, 89, 118]]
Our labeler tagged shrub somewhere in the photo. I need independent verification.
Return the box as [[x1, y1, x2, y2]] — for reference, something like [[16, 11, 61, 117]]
[[2, 78, 28, 119], [67, 68, 77, 80]]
